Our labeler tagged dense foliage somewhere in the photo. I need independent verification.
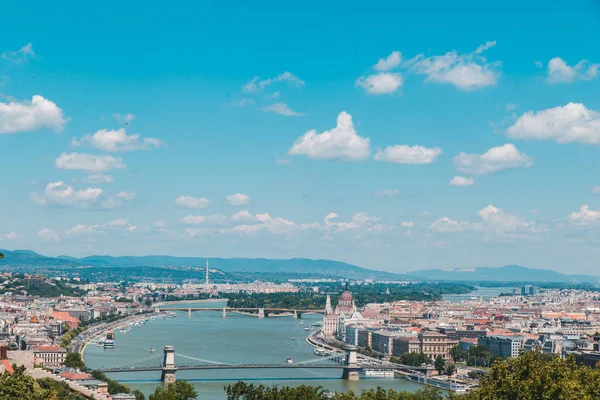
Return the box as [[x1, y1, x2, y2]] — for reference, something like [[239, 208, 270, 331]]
[[450, 345, 496, 367], [0, 274, 84, 297], [227, 283, 475, 309], [224, 382, 444, 400], [91, 370, 145, 399], [36, 378, 87, 400], [63, 353, 86, 370], [391, 353, 433, 366], [0, 365, 85, 399], [148, 381, 197, 400]]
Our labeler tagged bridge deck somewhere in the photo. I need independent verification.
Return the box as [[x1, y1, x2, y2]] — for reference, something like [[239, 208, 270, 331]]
[[97, 363, 355, 373]]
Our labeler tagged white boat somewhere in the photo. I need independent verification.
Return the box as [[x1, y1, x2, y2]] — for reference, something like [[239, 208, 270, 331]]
[[363, 368, 394, 377], [304, 327, 313, 331], [285, 357, 293, 364], [405, 373, 472, 393], [299, 320, 304, 325], [149, 347, 156, 353], [103, 339, 115, 349], [96, 341, 104, 347], [166, 312, 176, 318], [314, 348, 330, 356], [291, 337, 296, 341]]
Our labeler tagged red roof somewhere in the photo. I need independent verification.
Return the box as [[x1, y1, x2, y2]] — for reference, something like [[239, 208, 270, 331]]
[[60, 371, 92, 380], [33, 345, 65, 352]]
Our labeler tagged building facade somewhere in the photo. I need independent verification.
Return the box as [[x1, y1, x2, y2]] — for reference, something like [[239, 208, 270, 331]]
[[478, 335, 522, 358]]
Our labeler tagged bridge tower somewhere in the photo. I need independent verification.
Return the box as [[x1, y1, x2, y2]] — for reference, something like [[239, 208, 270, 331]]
[[258, 307, 265, 318], [222, 307, 227, 318], [161, 345, 177, 383], [188, 308, 191, 317], [342, 345, 360, 381], [293, 310, 298, 319]]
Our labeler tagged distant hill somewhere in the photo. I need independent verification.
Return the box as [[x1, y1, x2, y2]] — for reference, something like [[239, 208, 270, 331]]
[[407, 265, 599, 283], [0, 250, 403, 280]]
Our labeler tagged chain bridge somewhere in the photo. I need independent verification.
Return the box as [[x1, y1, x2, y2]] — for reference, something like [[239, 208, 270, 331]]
[[95, 345, 381, 382]]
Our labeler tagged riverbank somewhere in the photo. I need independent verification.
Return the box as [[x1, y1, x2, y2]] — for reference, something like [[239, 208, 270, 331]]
[[77, 313, 159, 361], [153, 298, 228, 307]]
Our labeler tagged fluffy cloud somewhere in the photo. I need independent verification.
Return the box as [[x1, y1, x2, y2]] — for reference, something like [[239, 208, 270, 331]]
[[289, 111, 371, 161], [243, 72, 305, 92], [1, 43, 35, 63], [0, 231, 19, 240], [226, 193, 251, 206], [374, 51, 402, 71], [82, 174, 114, 184], [356, 73, 403, 94], [55, 153, 126, 172], [32, 181, 103, 209], [373, 189, 400, 198], [0, 95, 68, 134], [72, 128, 163, 152], [37, 228, 60, 242], [231, 210, 254, 221], [116, 191, 136, 201], [431, 217, 469, 233], [546, 57, 599, 84], [569, 205, 600, 224], [431, 205, 536, 236], [506, 103, 600, 145], [182, 214, 228, 225], [263, 103, 304, 116], [407, 41, 500, 91], [175, 196, 211, 209], [66, 218, 138, 236], [453, 144, 533, 175], [450, 176, 475, 186], [374, 145, 442, 164]]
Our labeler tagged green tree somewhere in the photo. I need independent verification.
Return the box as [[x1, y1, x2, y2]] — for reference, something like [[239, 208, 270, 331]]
[[0, 365, 46, 400], [445, 363, 456, 376], [63, 352, 86, 370], [434, 356, 445, 375], [449, 345, 464, 362], [145, 298, 153, 307], [149, 381, 198, 400], [458, 351, 600, 400]]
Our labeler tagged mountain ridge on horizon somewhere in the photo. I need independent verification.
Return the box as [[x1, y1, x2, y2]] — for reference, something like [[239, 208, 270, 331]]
[[407, 264, 599, 283], [1, 249, 597, 283]]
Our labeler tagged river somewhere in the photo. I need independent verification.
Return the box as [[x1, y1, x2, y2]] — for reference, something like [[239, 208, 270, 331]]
[[442, 286, 517, 303], [83, 301, 423, 399]]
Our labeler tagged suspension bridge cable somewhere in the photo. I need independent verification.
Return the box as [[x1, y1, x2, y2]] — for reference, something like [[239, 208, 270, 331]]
[[175, 353, 229, 365]]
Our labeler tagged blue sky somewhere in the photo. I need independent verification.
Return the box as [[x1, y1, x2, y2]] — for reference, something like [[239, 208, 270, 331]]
[[1, 0, 600, 274]]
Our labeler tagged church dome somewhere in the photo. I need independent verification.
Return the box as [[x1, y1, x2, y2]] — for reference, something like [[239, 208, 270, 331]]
[[30, 315, 39, 323], [340, 290, 353, 302]]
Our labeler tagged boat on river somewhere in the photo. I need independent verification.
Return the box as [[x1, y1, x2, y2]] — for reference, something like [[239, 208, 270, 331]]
[[405, 373, 473, 393], [149, 347, 156, 353], [285, 357, 293, 364], [314, 348, 330, 356]]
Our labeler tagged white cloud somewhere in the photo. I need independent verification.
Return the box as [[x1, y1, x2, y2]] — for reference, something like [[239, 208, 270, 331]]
[[431, 217, 469, 233], [546, 57, 599, 84], [506, 103, 600, 145], [289, 111, 371, 161], [231, 210, 253, 221], [226, 193, 251, 206], [55, 153, 126, 172], [401, 221, 414, 228], [113, 113, 136, 123], [569, 205, 600, 224], [432, 205, 536, 236], [356, 73, 403, 95], [72, 128, 163, 152], [505, 103, 517, 111], [1, 43, 35, 63], [374, 51, 402, 71], [116, 191, 136, 201], [233, 98, 254, 107], [263, 103, 304, 116], [243, 72, 305, 92], [373, 189, 400, 197], [153, 220, 168, 229], [592, 186, 600, 194], [450, 176, 475, 186], [407, 41, 500, 91], [66, 218, 138, 236], [32, 181, 103, 209], [0, 95, 68, 134], [175, 196, 211, 209], [453, 144, 533, 175], [182, 214, 227, 225], [83, 174, 114, 184], [0, 231, 19, 240], [374, 145, 442, 164], [37, 228, 60, 242]]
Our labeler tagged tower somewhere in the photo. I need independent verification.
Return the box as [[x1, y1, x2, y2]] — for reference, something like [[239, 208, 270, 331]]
[[325, 295, 333, 314], [161, 346, 177, 383], [205, 259, 209, 285]]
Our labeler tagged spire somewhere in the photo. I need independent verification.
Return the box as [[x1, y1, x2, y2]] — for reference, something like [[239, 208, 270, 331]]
[[205, 259, 209, 285], [325, 295, 333, 314]]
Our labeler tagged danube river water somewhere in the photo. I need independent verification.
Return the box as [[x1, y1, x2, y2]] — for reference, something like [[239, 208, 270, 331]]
[[442, 286, 516, 303], [84, 301, 422, 399]]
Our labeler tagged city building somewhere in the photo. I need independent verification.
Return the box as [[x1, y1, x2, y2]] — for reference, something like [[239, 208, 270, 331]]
[[392, 336, 420, 357], [32, 345, 67, 367], [521, 285, 541, 296], [419, 330, 454, 360], [478, 335, 523, 358]]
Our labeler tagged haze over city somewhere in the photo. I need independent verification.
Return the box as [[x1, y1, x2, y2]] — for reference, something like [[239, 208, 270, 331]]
[[2, 0, 600, 274]]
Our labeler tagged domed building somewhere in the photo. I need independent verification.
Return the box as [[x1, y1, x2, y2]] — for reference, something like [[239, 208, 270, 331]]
[[335, 290, 356, 314], [321, 288, 365, 339]]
